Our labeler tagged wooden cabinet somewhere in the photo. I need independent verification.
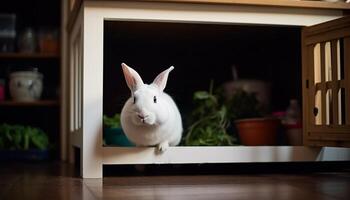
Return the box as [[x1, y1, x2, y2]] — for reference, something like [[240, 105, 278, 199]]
[[302, 16, 350, 147], [65, 0, 350, 178]]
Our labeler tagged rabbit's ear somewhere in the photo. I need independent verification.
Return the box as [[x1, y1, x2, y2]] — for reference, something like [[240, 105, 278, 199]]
[[152, 66, 174, 91], [121, 63, 144, 91]]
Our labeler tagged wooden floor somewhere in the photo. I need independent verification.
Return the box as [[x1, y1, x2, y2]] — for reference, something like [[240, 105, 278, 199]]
[[1, 162, 350, 200]]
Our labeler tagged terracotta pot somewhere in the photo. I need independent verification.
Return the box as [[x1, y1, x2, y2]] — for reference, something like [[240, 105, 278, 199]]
[[235, 118, 280, 146]]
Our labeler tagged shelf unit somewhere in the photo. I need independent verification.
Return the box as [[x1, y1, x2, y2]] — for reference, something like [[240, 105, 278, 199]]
[[0, 53, 59, 59], [65, 0, 350, 178], [0, 0, 62, 160], [0, 100, 59, 107]]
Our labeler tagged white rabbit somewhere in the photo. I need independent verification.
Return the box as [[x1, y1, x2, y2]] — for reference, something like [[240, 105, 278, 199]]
[[120, 63, 183, 152]]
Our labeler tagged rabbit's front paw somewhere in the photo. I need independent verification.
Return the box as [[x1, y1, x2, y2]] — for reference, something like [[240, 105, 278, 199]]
[[157, 141, 169, 153]]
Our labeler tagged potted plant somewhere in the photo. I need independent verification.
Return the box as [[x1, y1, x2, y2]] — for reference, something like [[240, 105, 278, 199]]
[[103, 113, 133, 146], [184, 81, 237, 146], [226, 90, 280, 146], [0, 124, 50, 160]]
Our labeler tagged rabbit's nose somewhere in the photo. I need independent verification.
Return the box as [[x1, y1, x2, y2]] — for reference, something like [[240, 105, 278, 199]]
[[137, 114, 148, 120]]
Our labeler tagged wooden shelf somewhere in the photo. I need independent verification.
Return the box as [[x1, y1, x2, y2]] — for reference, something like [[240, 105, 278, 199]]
[[102, 146, 350, 164], [0, 100, 59, 107], [69, 0, 350, 31], [103, 0, 350, 10], [0, 52, 59, 59]]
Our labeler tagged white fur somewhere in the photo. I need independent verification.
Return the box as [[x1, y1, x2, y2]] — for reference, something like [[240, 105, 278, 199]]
[[120, 63, 183, 152]]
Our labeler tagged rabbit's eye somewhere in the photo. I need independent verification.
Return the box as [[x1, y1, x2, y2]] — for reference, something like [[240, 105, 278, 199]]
[[153, 96, 157, 103], [133, 96, 136, 104]]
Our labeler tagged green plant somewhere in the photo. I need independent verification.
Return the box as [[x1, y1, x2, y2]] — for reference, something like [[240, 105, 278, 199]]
[[103, 114, 121, 128], [185, 81, 237, 146], [0, 124, 49, 150], [226, 89, 262, 121]]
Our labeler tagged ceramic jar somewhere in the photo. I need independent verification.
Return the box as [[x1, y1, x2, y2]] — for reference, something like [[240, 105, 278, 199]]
[[9, 69, 43, 101]]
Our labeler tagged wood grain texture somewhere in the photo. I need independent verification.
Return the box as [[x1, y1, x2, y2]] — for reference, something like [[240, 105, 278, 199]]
[[301, 30, 311, 146], [344, 37, 350, 125], [321, 42, 327, 125], [1, 162, 350, 200], [303, 16, 350, 45], [302, 15, 350, 147], [331, 39, 339, 125]]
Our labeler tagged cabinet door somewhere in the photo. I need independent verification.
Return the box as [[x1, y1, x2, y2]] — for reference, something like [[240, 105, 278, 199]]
[[302, 16, 350, 147]]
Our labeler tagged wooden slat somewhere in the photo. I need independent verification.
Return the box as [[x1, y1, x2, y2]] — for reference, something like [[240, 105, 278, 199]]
[[315, 81, 344, 91], [71, 128, 82, 148], [304, 27, 350, 45], [307, 140, 350, 147], [67, 0, 83, 32], [325, 81, 333, 90], [308, 44, 316, 128], [309, 133, 350, 141], [339, 80, 346, 88], [344, 37, 350, 125], [303, 16, 350, 45], [302, 32, 310, 145], [331, 40, 339, 125], [303, 16, 350, 37], [78, 32, 83, 130], [315, 83, 322, 91], [309, 125, 350, 133], [320, 42, 327, 125], [74, 38, 79, 131]]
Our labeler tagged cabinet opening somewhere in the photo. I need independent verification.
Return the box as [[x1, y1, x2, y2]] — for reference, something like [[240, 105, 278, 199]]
[[103, 21, 302, 147]]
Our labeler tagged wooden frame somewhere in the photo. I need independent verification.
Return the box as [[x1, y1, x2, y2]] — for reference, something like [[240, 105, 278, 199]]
[[67, 0, 350, 31], [302, 16, 350, 147], [66, 0, 350, 178]]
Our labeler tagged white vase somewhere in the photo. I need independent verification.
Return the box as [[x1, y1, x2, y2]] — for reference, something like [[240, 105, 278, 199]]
[[9, 70, 43, 102]]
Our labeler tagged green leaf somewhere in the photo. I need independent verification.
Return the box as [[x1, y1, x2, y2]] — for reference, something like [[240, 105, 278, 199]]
[[23, 128, 30, 150], [103, 114, 121, 128], [13, 129, 22, 149], [0, 123, 50, 150], [194, 91, 210, 100], [31, 129, 49, 150], [185, 81, 238, 146]]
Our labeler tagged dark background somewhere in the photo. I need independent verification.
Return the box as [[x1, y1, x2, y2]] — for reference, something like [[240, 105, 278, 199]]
[[103, 21, 302, 122]]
